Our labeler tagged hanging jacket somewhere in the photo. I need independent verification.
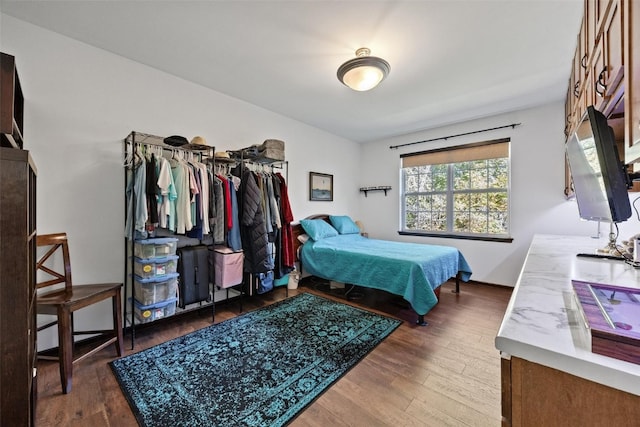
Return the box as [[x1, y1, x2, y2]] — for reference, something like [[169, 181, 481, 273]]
[[212, 176, 225, 244], [240, 169, 272, 273], [227, 177, 242, 251], [145, 155, 159, 225], [276, 172, 295, 270]]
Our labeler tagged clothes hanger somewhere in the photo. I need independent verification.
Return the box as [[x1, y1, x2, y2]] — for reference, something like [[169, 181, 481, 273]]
[[124, 143, 135, 167], [134, 144, 144, 164]]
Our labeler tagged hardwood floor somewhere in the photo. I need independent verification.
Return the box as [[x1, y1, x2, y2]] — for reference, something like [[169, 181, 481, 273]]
[[35, 279, 512, 427]]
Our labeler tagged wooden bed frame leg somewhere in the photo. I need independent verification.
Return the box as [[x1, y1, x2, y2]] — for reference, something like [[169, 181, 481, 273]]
[[416, 315, 428, 326], [452, 272, 460, 294]]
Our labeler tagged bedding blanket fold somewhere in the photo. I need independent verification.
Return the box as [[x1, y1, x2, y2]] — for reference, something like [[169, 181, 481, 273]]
[[301, 234, 472, 315]]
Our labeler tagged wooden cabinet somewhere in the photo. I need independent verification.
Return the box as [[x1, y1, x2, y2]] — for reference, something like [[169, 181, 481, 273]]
[[0, 148, 37, 426], [566, 0, 625, 136], [565, 0, 639, 190], [571, 36, 583, 103], [584, 0, 596, 65], [624, 0, 640, 163], [594, 0, 624, 116], [0, 53, 37, 427], [502, 356, 640, 426], [497, 234, 640, 426], [0, 52, 25, 149]]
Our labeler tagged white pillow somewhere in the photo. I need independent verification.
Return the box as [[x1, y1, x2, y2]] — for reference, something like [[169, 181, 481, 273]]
[[297, 233, 310, 244]]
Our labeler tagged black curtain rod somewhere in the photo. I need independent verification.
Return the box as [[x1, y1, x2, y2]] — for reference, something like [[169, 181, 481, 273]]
[[389, 123, 522, 150]]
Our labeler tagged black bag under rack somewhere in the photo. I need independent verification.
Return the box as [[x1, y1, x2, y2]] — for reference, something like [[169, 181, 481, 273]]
[[177, 245, 210, 308]]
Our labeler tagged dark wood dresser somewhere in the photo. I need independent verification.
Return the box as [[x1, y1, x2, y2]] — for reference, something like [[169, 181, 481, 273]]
[[1, 52, 37, 426]]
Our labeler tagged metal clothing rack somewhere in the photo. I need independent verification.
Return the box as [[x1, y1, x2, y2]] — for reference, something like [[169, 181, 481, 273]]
[[230, 148, 290, 301], [123, 131, 216, 349]]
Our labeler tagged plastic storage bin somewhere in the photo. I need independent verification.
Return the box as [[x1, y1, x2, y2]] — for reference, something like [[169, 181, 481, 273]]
[[134, 255, 179, 279], [213, 246, 244, 288], [133, 273, 179, 305], [133, 297, 177, 324], [134, 237, 178, 259]]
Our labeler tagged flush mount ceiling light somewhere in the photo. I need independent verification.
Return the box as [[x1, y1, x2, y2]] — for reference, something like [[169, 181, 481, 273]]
[[337, 47, 390, 92]]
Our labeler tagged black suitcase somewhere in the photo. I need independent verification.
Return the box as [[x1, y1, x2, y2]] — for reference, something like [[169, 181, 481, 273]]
[[177, 245, 210, 308]]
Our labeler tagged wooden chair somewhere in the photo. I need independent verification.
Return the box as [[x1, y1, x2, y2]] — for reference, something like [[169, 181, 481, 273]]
[[36, 232, 123, 394]]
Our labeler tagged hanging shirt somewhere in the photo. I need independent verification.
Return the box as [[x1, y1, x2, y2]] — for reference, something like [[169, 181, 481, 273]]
[[187, 163, 199, 229], [196, 162, 210, 235], [171, 158, 191, 234], [217, 174, 233, 231], [125, 160, 148, 239], [266, 175, 281, 229], [156, 157, 177, 230], [186, 162, 204, 240]]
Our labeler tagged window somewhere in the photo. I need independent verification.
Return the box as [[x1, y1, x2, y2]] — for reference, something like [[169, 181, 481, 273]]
[[400, 138, 511, 241]]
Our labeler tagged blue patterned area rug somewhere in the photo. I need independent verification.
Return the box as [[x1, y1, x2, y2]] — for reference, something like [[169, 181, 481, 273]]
[[110, 292, 401, 427]]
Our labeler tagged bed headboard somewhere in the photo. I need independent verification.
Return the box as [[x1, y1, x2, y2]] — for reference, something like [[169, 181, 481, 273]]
[[291, 214, 331, 261]]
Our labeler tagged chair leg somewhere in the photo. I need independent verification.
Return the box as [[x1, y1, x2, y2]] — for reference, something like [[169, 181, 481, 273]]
[[57, 306, 73, 394], [112, 289, 124, 357]]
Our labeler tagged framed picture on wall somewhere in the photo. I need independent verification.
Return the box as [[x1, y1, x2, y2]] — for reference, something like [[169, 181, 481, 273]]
[[309, 172, 333, 201]]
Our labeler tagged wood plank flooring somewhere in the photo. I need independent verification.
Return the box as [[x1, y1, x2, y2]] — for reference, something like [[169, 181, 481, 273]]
[[34, 279, 512, 427]]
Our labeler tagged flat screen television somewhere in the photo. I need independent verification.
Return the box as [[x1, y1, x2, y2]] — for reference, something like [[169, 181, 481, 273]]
[[565, 106, 631, 224]]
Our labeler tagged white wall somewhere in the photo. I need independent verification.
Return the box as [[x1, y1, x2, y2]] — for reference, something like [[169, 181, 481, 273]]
[[359, 103, 640, 286], [2, 15, 362, 349]]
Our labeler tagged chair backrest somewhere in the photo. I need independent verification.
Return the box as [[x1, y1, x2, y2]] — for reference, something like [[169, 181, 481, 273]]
[[36, 232, 72, 291]]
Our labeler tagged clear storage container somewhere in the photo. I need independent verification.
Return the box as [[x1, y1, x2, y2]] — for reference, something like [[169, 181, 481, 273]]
[[134, 237, 178, 259], [133, 297, 177, 324], [133, 255, 179, 279], [133, 273, 179, 305]]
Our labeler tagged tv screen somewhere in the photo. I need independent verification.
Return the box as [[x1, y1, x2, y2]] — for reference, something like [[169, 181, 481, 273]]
[[565, 106, 631, 223]]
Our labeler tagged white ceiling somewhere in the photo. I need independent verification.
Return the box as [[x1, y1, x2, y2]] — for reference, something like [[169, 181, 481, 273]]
[[1, 0, 583, 143]]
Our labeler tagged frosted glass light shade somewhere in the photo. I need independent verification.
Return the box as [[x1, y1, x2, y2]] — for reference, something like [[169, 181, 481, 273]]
[[337, 48, 390, 91], [342, 65, 385, 91]]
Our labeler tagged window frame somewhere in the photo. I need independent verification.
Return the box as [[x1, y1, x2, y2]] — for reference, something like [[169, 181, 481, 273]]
[[398, 138, 513, 243]]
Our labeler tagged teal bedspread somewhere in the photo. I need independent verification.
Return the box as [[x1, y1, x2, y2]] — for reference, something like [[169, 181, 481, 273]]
[[300, 234, 472, 315]]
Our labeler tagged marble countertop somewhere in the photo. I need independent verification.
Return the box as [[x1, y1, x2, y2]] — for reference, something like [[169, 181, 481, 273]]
[[495, 234, 640, 396]]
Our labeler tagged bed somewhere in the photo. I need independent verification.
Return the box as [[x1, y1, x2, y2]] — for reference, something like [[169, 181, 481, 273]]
[[293, 214, 473, 325]]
